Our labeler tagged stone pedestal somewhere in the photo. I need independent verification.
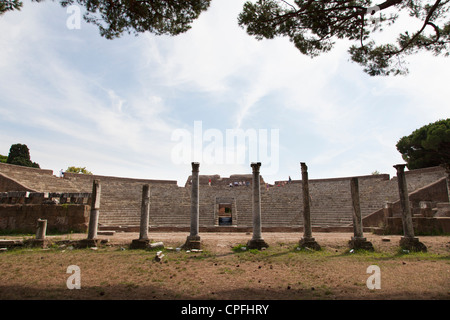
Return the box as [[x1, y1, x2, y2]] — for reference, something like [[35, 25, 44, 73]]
[[76, 239, 102, 248], [26, 218, 49, 248], [183, 235, 201, 250], [400, 236, 427, 252], [247, 238, 269, 250], [24, 238, 50, 248], [348, 237, 374, 251], [130, 239, 151, 249], [299, 237, 321, 251], [36, 218, 47, 240]]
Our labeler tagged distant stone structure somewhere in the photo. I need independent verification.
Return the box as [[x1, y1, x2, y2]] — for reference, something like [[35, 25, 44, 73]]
[[0, 161, 448, 234]]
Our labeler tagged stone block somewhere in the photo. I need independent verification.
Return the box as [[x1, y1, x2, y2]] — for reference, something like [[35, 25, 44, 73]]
[[182, 235, 201, 250], [298, 237, 321, 251], [399, 236, 427, 252], [247, 238, 269, 250], [348, 237, 374, 251], [130, 239, 151, 249], [75, 239, 102, 248]]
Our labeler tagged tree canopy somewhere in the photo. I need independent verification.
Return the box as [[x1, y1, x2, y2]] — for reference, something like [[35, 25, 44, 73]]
[[396, 119, 450, 170], [2, 0, 449, 76], [31, 0, 211, 39], [6, 143, 40, 168], [238, 0, 450, 76], [66, 166, 92, 174], [0, 0, 22, 15]]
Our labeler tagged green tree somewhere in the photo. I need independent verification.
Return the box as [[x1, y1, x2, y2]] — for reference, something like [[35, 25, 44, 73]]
[[0, 0, 22, 15], [6, 143, 40, 168], [21, 0, 211, 39], [3, 1, 449, 76], [238, 0, 450, 76], [66, 166, 92, 174], [396, 119, 450, 170], [0, 154, 7, 163]]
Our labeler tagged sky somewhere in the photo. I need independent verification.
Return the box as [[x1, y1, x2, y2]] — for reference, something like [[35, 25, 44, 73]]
[[0, 0, 448, 186]]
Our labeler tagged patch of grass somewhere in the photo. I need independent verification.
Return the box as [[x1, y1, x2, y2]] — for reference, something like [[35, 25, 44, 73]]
[[231, 244, 263, 255]]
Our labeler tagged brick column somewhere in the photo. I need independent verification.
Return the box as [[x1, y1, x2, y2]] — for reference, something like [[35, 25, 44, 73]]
[[131, 184, 151, 249], [183, 162, 201, 250], [299, 162, 320, 250], [87, 179, 101, 240], [247, 162, 269, 250], [78, 180, 101, 248], [394, 164, 427, 252], [36, 218, 47, 240], [26, 218, 49, 248], [348, 178, 373, 251]]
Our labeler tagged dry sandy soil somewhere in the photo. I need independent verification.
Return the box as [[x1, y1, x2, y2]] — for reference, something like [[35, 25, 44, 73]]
[[0, 232, 449, 303]]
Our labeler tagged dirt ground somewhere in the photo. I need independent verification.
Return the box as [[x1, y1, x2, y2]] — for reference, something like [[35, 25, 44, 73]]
[[0, 232, 449, 302]]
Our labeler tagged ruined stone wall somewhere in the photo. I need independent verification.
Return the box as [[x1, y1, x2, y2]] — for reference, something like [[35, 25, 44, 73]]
[[0, 192, 92, 232], [0, 204, 89, 233], [0, 162, 447, 230]]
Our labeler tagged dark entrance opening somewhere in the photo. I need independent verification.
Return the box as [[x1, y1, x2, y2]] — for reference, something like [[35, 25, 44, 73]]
[[218, 203, 232, 226]]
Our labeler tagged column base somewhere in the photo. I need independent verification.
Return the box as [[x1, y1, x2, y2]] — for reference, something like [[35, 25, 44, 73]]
[[182, 235, 201, 250], [247, 238, 269, 250], [348, 237, 374, 251], [130, 239, 151, 249], [76, 239, 102, 248], [400, 236, 427, 252], [24, 239, 50, 248], [299, 237, 321, 251]]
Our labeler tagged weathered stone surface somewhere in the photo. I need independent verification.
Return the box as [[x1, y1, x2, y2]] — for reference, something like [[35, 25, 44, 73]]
[[348, 237, 374, 251], [23, 238, 50, 248], [130, 239, 151, 249], [75, 239, 102, 248], [247, 238, 269, 250], [400, 236, 427, 252], [149, 242, 164, 249], [0, 239, 22, 247], [0, 162, 448, 232], [298, 237, 321, 251], [247, 162, 268, 250], [87, 180, 101, 240], [182, 235, 201, 250], [36, 218, 47, 240]]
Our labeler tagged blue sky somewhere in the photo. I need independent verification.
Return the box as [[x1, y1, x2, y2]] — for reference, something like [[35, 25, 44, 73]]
[[0, 0, 449, 185]]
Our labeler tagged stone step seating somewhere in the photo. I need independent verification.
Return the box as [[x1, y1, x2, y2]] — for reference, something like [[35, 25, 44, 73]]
[[0, 164, 87, 193], [261, 183, 357, 227], [2, 162, 446, 229]]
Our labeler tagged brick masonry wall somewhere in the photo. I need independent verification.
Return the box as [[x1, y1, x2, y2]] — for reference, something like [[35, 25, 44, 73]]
[[0, 204, 89, 233]]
